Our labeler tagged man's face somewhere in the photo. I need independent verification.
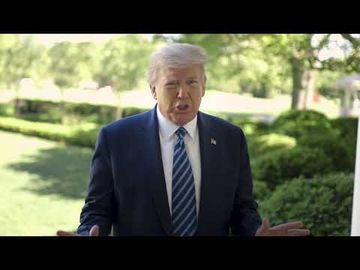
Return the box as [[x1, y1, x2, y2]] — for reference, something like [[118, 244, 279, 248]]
[[151, 65, 205, 126]]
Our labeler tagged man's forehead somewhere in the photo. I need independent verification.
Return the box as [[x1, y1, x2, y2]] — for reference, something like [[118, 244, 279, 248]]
[[160, 65, 202, 77]]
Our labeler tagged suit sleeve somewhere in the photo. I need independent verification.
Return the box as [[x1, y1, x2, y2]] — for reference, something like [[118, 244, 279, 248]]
[[77, 128, 115, 236], [230, 129, 262, 236]]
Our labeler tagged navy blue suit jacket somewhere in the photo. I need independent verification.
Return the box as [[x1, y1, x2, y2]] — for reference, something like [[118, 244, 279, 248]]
[[77, 106, 262, 236]]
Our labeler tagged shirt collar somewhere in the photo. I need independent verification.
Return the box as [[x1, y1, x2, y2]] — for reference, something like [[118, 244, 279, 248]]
[[157, 105, 197, 141]]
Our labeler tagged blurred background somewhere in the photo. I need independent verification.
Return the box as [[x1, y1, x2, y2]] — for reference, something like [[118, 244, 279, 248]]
[[0, 33, 359, 236]]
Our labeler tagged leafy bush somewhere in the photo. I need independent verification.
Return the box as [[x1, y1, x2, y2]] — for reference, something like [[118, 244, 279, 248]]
[[271, 110, 333, 140], [298, 131, 353, 172], [121, 107, 148, 118], [3, 99, 151, 125], [228, 117, 271, 136], [252, 146, 333, 190], [253, 180, 271, 201], [330, 117, 357, 170], [0, 116, 99, 148], [247, 133, 296, 158], [252, 82, 276, 98], [0, 104, 15, 117], [259, 173, 354, 236]]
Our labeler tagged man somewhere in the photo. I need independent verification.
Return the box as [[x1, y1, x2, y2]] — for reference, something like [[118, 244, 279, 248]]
[[57, 43, 310, 236]]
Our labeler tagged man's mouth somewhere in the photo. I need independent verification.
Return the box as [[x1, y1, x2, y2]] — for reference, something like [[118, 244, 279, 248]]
[[176, 104, 190, 111]]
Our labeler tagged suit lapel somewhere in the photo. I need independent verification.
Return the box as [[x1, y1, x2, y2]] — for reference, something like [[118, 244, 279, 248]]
[[142, 107, 172, 235], [197, 112, 219, 235]]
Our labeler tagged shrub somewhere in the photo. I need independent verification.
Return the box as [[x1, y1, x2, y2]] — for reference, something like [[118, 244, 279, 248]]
[[330, 117, 357, 171], [271, 110, 333, 140], [259, 173, 354, 236], [0, 104, 15, 117], [247, 133, 296, 158], [252, 146, 333, 190], [228, 117, 271, 136], [253, 180, 271, 201], [0, 116, 99, 148], [298, 131, 353, 172], [7, 99, 150, 125], [121, 107, 148, 118]]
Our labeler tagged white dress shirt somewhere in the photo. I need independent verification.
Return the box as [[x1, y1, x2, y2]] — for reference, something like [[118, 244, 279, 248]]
[[157, 106, 201, 216]]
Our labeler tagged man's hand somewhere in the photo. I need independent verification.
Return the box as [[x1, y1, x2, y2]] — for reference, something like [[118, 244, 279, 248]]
[[255, 219, 310, 236], [56, 225, 99, 237]]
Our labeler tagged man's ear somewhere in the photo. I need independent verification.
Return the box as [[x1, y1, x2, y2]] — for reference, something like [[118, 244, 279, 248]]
[[150, 85, 157, 100]]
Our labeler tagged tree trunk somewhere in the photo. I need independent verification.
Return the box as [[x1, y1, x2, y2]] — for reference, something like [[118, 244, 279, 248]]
[[291, 62, 303, 110], [13, 82, 22, 117], [302, 70, 317, 109], [291, 59, 317, 110]]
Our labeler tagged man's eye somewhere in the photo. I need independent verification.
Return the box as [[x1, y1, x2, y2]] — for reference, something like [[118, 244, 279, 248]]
[[166, 85, 177, 89], [189, 80, 198, 85]]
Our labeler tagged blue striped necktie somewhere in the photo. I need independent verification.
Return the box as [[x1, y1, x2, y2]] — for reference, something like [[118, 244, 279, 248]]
[[171, 127, 197, 236]]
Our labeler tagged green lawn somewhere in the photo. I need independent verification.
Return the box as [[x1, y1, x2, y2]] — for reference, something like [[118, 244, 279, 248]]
[[0, 130, 92, 235]]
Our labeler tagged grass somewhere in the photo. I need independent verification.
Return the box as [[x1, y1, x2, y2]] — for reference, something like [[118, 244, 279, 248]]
[[0, 130, 92, 235]]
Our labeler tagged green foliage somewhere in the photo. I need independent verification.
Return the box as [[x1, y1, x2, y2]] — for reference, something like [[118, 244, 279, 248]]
[[252, 146, 332, 190], [271, 109, 333, 140], [315, 70, 346, 98], [227, 116, 270, 136], [95, 35, 155, 91], [48, 42, 98, 88], [6, 99, 118, 125], [0, 116, 99, 148], [259, 173, 354, 236], [252, 80, 277, 98], [330, 117, 358, 171], [247, 133, 296, 158], [298, 131, 353, 172], [2, 97, 153, 126], [0, 104, 15, 116], [121, 107, 148, 118], [177, 34, 292, 94], [271, 111, 356, 173], [0, 35, 49, 89], [253, 180, 271, 202], [0, 130, 91, 235]]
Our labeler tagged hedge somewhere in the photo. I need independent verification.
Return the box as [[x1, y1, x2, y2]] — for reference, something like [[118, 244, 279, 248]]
[[0, 116, 99, 148], [259, 173, 354, 236]]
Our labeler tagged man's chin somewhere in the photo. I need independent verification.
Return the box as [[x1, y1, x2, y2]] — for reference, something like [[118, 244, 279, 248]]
[[171, 114, 195, 126]]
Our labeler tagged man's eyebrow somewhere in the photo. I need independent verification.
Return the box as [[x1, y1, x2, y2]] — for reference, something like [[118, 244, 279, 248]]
[[164, 80, 179, 85]]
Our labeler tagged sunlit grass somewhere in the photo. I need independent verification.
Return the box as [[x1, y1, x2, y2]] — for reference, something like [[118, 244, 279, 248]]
[[0, 130, 91, 235]]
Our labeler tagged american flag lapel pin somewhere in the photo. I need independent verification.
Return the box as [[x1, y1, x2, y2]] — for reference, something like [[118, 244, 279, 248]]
[[211, 138, 217, 145]]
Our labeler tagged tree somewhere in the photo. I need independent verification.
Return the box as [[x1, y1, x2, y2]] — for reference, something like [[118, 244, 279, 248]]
[[248, 34, 360, 109], [175, 34, 291, 96], [0, 34, 49, 90], [173, 34, 360, 108], [48, 41, 98, 89], [94, 35, 156, 92]]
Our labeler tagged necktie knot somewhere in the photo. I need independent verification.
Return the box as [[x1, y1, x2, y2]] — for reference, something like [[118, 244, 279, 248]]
[[175, 127, 187, 140]]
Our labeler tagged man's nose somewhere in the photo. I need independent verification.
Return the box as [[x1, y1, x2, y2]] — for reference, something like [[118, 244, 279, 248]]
[[177, 85, 189, 99]]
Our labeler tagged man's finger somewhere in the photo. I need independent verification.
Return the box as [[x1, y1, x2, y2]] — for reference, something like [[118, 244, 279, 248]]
[[56, 230, 76, 236], [287, 229, 311, 236], [263, 218, 270, 230], [271, 221, 304, 231], [89, 225, 99, 236]]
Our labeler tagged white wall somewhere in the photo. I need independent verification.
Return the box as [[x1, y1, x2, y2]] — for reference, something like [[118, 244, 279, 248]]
[[351, 118, 360, 236]]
